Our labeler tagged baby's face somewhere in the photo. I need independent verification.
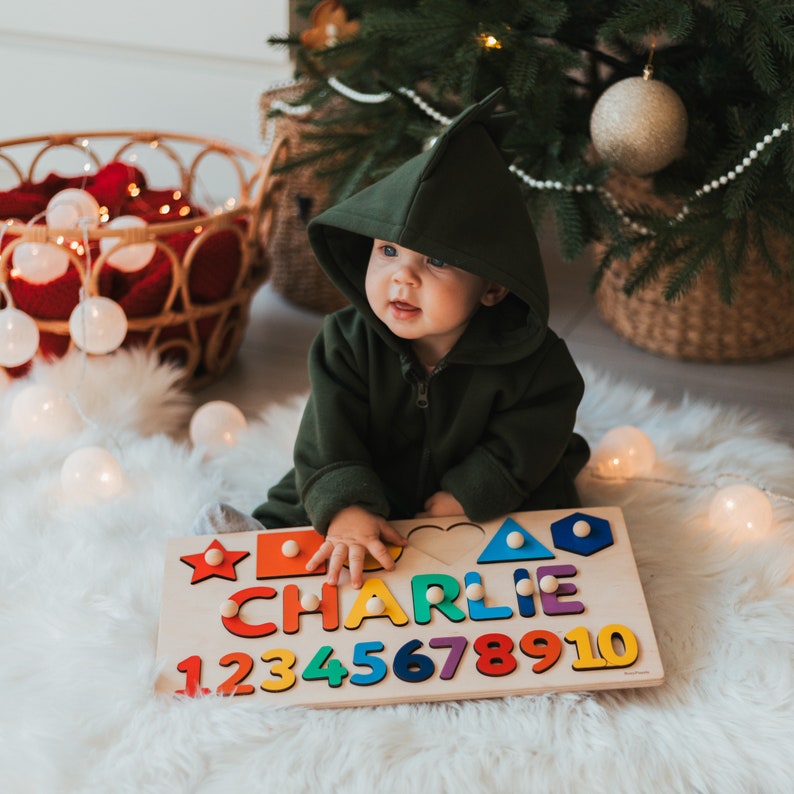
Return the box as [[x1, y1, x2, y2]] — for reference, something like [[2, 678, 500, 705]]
[[364, 240, 494, 363]]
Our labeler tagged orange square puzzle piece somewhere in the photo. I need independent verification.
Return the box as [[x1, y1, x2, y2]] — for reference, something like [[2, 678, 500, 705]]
[[256, 528, 327, 579]]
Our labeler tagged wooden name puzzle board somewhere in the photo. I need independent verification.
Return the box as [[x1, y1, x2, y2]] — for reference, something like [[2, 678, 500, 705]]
[[156, 507, 664, 707]]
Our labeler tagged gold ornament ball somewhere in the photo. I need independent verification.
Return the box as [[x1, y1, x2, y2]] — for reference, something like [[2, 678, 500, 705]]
[[590, 76, 688, 176]]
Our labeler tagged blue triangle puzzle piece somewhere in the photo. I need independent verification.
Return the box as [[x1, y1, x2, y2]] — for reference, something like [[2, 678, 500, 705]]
[[477, 517, 555, 564]]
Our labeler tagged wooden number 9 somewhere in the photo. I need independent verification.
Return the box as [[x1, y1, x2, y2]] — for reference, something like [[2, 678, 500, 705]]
[[519, 630, 562, 674]]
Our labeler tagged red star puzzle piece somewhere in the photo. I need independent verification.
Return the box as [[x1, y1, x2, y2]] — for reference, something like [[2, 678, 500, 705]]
[[180, 538, 250, 584]]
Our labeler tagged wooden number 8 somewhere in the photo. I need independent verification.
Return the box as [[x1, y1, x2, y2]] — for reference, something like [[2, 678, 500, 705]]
[[473, 633, 517, 677]]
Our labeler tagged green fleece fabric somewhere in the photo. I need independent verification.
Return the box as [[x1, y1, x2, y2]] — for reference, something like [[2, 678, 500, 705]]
[[253, 90, 589, 533]]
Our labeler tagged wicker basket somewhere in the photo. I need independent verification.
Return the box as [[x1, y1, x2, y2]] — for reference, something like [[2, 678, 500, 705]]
[[259, 84, 348, 314], [0, 130, 286, 387], [593, 176, 794, 362]]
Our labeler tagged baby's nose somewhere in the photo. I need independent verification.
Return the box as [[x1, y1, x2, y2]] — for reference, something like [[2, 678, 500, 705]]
[[393, 264, 420, 285]]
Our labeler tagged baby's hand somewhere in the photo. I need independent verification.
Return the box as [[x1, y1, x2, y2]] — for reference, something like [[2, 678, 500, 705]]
[[416, 491, 465, 518], [305, 505, 407, 589]]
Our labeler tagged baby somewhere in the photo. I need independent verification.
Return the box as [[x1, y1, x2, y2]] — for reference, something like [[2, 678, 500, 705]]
[[194, 90, 589, 589]]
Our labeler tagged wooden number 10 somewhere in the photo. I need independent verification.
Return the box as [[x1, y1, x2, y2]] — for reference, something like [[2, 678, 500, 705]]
[[564, 624, 639, 670]]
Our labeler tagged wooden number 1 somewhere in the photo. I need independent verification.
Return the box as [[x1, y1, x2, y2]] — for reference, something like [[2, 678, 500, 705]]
[[175, 655, 211, 697]]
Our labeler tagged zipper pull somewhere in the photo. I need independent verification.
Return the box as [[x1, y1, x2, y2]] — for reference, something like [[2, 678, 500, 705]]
[[416, 380, 429, 409]]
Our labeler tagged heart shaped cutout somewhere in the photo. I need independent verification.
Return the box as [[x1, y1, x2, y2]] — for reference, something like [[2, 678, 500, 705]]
[[407, 522, 485, 566]]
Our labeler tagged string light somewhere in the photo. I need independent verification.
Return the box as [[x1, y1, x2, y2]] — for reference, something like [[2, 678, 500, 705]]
[[189, 400, 249, 456], [68, 296, 128, 355], [10, 384, 82, 440], [45, 188, 101, 230], [60, 445, 125, 504], [12, 212, 70, 284], [590, 425, 656, 479], [585, 426, 791, 537], [0, 282, 40, 368], [99, 216, 156, 273], [477, 33, 503, 49], [708, 483, 774, 536]]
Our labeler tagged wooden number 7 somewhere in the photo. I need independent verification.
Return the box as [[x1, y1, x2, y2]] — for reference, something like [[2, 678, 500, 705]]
[[428, 636, 468, 680]]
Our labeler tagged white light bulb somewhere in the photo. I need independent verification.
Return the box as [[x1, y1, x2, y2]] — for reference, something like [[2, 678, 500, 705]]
[[46, 188, 101, 230], [0, 307, 40, 367], [593, 425, 656, 480], [10, 384, 82, 439], [13, 242, 70, 284], [68, 297, 128, 355], [709, 484, 773, 535], [99, 216, 156, 272], [189, 400, 248, 454], [60, 446, 125, 503]]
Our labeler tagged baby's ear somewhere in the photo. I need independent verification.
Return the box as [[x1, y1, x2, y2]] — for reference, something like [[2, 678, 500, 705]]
[[481, 282, 509, 307]]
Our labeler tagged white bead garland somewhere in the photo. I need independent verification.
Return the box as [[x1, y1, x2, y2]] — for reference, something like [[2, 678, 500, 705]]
[[317, 77, 792, 237], [328, 75, 393, 104], [395, 86, 453, 125]]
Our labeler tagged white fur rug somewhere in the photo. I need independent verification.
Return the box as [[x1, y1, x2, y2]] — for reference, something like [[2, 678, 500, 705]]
[[1, 349, 793, 794]]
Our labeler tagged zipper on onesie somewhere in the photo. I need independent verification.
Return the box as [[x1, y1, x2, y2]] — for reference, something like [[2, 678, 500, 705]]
[[416, 379, 429, 409]]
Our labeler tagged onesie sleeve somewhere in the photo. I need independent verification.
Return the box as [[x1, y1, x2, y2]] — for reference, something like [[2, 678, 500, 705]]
[[293, 313, 390, 533], [440, 336, 585, 521]]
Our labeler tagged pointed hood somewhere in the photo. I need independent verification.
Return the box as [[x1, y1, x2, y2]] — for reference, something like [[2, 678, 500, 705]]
[[307, 89, 550, 361]]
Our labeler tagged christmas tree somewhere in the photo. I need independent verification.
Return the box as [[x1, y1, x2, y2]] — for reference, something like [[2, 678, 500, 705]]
[[269, 0, 794, 304]]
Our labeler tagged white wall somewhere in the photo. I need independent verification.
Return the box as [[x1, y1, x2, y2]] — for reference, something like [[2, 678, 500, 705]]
[[0, 2, 292, 155]]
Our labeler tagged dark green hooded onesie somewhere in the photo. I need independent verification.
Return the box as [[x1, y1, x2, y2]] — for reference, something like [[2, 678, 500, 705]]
[[254, 90, 589, 533]]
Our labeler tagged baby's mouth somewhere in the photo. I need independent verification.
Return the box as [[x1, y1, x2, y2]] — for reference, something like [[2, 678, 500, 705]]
[[389, 300, 421, 318]]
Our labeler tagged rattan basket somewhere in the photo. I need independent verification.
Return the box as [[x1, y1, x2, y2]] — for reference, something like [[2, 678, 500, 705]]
[[0, 130, 286, 387], [259, 83, 348, 314], [593, 176, 794, 362]]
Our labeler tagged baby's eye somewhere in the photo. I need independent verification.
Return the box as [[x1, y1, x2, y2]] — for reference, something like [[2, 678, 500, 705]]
[[381, 245, 398, 257], [427, 256, 446, 267]]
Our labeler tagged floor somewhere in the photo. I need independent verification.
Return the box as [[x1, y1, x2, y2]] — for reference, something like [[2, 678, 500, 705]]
[[200, 237, 794, 446]]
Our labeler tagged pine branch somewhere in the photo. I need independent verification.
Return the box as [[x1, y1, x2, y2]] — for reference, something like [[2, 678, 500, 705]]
[[597, 0, 696, 45], [550, 190, 588, 260]]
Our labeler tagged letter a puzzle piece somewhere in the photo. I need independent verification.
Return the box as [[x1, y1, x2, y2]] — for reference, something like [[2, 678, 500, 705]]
[[476, 517, 555, 564]]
